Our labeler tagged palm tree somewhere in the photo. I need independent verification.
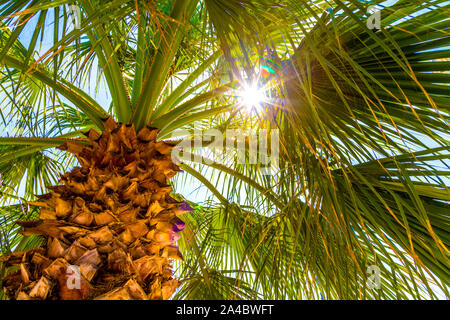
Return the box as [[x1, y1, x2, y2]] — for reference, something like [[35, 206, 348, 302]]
[[0, 0, 448, 300]]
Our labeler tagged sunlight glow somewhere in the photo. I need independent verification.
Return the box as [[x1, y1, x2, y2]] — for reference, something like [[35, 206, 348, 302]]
[[239, 83, 267, 111]]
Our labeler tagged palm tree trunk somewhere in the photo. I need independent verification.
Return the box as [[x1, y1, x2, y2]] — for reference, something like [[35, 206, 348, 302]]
[[0, 117, 190, 300]]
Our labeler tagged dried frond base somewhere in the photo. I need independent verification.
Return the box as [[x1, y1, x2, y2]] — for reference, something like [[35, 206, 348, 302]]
[[0, 117, 192, 300]]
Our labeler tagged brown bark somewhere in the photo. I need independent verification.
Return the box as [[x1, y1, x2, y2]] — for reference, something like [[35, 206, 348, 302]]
[[0, 117, 191, 300]]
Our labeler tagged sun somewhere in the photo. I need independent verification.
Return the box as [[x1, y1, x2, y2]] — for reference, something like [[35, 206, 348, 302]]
[[238, 82, 267, 111]]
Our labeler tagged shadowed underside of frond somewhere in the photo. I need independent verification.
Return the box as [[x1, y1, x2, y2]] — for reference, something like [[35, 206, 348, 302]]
[[0, 117, 192, 300]]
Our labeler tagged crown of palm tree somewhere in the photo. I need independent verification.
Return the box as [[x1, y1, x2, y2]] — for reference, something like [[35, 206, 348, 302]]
[[0, 0, 448, 299]]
